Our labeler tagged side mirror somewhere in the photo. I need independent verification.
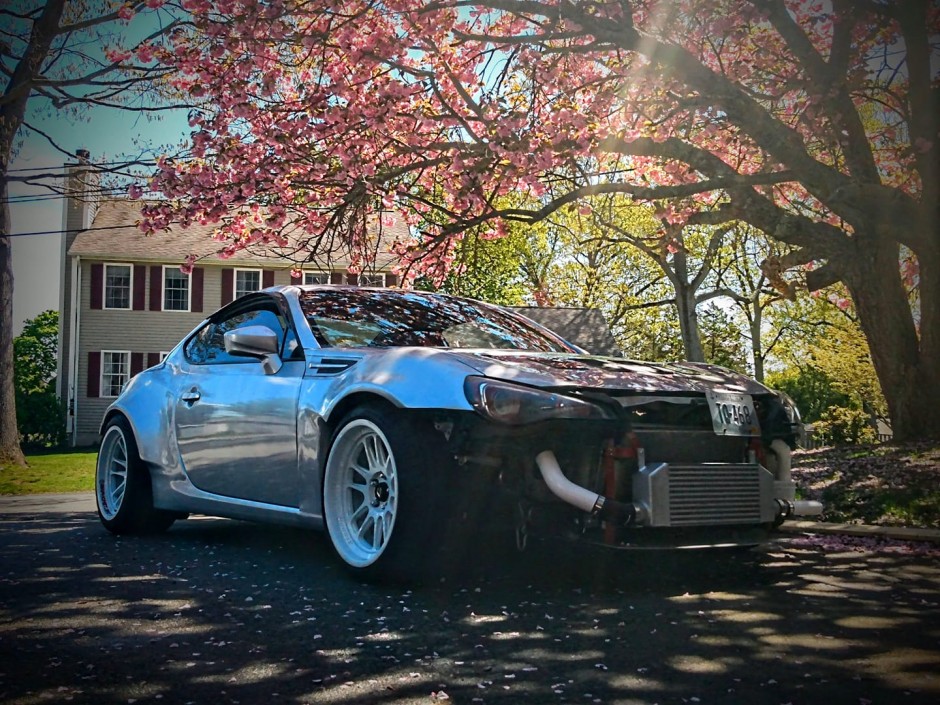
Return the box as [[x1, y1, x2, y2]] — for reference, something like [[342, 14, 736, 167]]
[[224, 325, 283, 374]]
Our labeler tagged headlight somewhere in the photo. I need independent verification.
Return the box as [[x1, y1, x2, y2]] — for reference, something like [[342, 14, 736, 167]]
[[776, 391, 802, 426], [464, 377, 612, 425]]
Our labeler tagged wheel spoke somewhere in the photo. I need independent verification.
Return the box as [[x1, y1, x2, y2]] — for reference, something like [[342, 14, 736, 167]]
[[363, 435, 381, 471], [357, 513, 375, 541], [372, 513, 385, 550]]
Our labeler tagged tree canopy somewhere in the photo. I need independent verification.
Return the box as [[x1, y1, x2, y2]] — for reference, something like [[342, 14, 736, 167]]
[[135, 0, 939, 439]]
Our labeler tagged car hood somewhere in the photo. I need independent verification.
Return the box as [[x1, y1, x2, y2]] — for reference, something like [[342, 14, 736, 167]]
[[448, 351, 772, 396]]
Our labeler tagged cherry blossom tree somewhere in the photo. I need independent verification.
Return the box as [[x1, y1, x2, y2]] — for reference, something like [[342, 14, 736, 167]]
[[1, 0, 183, 465], [138, 0, 939, 440]]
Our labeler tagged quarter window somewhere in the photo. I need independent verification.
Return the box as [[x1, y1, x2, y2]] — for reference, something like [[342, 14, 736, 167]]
[[101, 351, 130, 397], [304, 272, 331, 285], [104, 264, 132, 309], [235, 269, 262, 299], [163, 267, 190, 311]]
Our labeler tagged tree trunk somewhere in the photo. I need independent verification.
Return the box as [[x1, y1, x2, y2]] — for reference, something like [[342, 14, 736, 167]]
[[674, 284, 704, 362], [844, 236, 940, 441], [749, 304, 764, 383], [0, 183, 25, 466], [0, 0, 67, 467]]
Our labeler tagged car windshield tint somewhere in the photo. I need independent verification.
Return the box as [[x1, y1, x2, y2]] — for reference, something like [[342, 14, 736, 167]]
[[298, 290, 573, 352]]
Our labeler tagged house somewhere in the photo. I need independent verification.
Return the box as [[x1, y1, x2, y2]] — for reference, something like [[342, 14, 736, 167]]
[[57, 152, 404, 446], [509, 307, 622, 357]]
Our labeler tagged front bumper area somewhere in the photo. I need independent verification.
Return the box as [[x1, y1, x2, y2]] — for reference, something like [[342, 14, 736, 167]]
[[534, 449, 823, 533]]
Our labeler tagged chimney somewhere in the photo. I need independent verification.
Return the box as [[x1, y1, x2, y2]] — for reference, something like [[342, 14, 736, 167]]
[[64, 148, 99, 233]]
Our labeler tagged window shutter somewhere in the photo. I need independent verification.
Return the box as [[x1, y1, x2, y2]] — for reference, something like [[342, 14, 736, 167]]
[[330, 272, 344, 285], [149, 265, 163, 311], [131, 352, 144, 376], [262, 269, 275, 288], [191, 267, 204, 313], [90, 264, 103, 309], [221, 268, 234, 306], [290, 271, 302, 285], [147, 352, 161, 368], [87, 352, 101, 398], [386, 273, 398, 287], [346, 273, 358, 285], [133, 265, 146, 310]]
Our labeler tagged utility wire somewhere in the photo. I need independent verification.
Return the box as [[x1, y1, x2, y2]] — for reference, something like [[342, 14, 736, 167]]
[[5, 159, 161, 174], [5, 188, 129, 204], [5, 224, 144, 238]]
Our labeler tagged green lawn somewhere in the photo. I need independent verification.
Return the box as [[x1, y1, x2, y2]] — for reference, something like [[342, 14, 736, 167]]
[[0, 449, 97, 495]]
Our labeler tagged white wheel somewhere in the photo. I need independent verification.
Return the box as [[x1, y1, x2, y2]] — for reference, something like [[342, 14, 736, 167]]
[[95, 417, 175, 534], [97, 424, 129, 521], [323, 419, 399, 568]]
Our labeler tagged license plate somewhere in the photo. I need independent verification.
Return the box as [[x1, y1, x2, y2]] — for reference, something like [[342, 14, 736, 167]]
[[705, 391, 760, 436]]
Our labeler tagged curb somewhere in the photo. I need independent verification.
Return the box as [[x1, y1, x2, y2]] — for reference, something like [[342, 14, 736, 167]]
[[778, 520, 940, 545]]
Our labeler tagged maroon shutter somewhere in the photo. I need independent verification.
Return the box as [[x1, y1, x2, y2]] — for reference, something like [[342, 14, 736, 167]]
[[191, 267, 204, 313], [221, 268, 234, 305], [290, 271, 302, 285], [149, 265, 162, 311], [133, 265, 146, 310], [330, 272, 344, 285], [90, 264, 103, 309], [147, 352, 162, 368], [87, 352, 101, 398], [262, 269, 275, 288], [346, 273, 358, 285], [131, 352, 144, 376], [386, 273, 398, 287]]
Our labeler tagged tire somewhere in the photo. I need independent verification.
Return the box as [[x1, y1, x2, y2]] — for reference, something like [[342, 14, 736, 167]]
[[322, 406, 446, 582], [96, 417, 176, 535]]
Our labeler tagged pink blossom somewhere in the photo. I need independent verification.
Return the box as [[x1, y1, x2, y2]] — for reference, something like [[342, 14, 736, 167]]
[[117, 5, 135, 21]]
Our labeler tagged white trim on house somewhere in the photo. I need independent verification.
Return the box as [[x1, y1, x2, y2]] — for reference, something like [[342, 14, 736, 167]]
[[103, 262, 135, 310], [359, 272, 386, 287], [67, 256, 81, 443], [160, 351, 170, 361], [234, 267, 263, 299], [100, 349, 131, 399], [303, 271, 332, 285], [162, 265, 191, 312]]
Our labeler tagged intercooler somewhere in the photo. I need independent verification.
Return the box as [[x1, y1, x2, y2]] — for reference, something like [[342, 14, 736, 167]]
[[632, 462, 778, 527]]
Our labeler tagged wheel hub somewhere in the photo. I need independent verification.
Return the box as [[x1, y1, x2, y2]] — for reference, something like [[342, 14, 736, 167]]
[[371, 474, 390, 506]]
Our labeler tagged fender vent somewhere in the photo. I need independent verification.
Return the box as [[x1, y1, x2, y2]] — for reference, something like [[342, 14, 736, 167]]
[[308, 357, 358, 375]]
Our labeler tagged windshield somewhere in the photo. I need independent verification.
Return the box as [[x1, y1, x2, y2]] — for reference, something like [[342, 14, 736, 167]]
[[298, 289, 574, 352]]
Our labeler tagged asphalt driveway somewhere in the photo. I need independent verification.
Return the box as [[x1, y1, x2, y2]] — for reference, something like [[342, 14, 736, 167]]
[[1, 493, 938, 704]]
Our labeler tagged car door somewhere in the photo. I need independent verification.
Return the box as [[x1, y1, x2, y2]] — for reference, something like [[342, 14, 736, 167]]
[[174, 297, 304, 507]]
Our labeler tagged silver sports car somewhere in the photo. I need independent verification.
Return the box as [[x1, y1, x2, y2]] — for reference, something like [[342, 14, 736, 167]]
[[96, 286, 821, 580]]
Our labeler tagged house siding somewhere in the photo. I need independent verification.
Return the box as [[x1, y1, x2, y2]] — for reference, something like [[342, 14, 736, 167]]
[[71, 260, 294, 445]]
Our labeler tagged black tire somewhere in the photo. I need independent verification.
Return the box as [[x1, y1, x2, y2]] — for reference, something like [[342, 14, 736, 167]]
[[322, 405, 450, 582], [95, 416, 176, 535]]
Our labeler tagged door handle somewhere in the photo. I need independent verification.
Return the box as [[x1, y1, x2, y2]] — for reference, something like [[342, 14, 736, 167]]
[[181, 388, 201, 404]]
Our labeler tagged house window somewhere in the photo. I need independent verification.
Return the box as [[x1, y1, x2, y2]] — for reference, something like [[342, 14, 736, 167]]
[[163, 267, 191, 311], [104, 264, 132, 309], [359, 273, 386, 287], [234, 269, 262, 299], [304, 272, 331, 285], [100, 351, 130, 398], [160, 351, 170, 361]]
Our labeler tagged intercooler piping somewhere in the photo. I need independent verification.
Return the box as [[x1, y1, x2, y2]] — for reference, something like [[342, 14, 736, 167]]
[[769, 439, 824, 518], [535, 450, 642, 526]]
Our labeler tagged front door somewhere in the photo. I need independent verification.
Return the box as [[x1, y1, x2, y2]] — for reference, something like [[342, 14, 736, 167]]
[[173, 300, 304, 506]]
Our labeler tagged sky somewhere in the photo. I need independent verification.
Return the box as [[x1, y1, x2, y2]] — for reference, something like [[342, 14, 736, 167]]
[[10, 108, 189, 336]]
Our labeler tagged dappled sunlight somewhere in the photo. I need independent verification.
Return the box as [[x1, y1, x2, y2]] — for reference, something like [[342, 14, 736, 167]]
[[2, 512, 939, 702]]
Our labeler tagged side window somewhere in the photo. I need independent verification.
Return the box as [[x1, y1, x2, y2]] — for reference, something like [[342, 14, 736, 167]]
[[185, 305, 288, 365]]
